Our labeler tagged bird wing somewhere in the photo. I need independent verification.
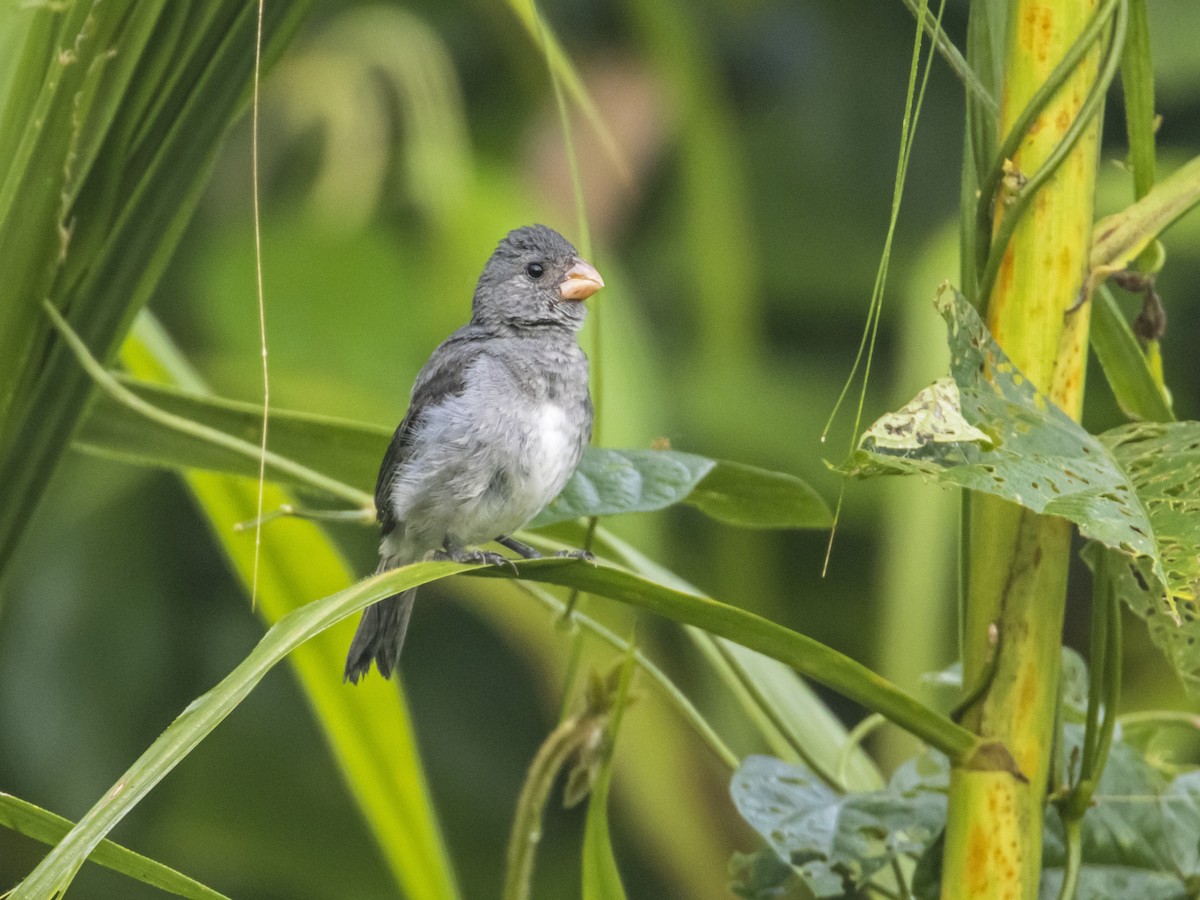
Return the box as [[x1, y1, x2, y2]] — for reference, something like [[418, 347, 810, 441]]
[[374, 329, 487, 535]]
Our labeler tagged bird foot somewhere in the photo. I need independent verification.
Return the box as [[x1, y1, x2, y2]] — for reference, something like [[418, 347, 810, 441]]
[[432, 548, 518, 573], [554, 548, 595, 562]]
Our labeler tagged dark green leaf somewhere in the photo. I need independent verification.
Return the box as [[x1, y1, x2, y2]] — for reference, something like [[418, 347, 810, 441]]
[[730, 753, 948, 897], [78, 389, 831, 530], [531, 448, 830, 530], [845, 287, 1200, 693], [1041, 724, 1196, 897]]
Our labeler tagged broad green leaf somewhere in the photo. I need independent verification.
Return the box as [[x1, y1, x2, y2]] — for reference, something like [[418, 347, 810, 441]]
[[0, 793, 228, 900], [1041, 724, 1198, 897], [730, 753, 948, 897], [845, 287, 1200, 691], [531, 448, 830, 530], [846, 289, 1156, 560], [686, 460, 832, 529], [76, 383, 830, 530], [1092, 422, 1200, 693], [9, 559, 478, 900]]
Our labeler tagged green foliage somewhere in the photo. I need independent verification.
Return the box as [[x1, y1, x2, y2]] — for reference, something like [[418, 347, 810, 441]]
[[4, 0, 1200, 897], [847, 288, 1200, 694], [120, 318, 462, 900], [533, 448, 831, 530], [1042, 726, 1200, 898], [74, 369, 830, 531], [731, 752, 947, 897], [10, 559, 479, 900], [0, 1, 310, 578]]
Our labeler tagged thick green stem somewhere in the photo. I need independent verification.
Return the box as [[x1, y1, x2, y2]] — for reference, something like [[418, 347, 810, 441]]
[[944, 0, 1109, 895]]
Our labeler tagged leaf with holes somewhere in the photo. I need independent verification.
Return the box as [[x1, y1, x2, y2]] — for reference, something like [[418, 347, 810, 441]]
[[1040, 724, 1200, 897], [1091, 422, 1200, 693], [843, 286, 1200, 692], [730, 753, 948, 897]]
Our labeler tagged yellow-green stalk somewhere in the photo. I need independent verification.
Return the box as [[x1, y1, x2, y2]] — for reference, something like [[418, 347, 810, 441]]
[[942, 0, 1103, 895]]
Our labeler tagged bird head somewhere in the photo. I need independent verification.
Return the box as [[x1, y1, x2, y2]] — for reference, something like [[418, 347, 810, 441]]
[[471, 224, 604, 332]]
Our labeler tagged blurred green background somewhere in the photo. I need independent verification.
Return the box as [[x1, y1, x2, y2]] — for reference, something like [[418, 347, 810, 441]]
[[2, 0, 1199, 897]]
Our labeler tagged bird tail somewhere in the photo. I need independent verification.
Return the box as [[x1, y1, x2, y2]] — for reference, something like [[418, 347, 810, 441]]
[[344, 588, 416, 683]]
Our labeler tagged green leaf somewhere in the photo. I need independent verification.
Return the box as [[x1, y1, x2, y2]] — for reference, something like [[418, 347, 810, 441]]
[[0, 793, 228, 900], [9, 560, 478, 900], [730, 753, 948, 897], [1041, 724, 1198, 897], [1092, 422, 1200, 694], [845, 287, 1200, 692], [77, 385, 830, 530], [1090, 285, 1174, 422], [687, 460, 832, 529], [77, 375, 387, 492], [1089, 153, 1200, 281], [531, 448, 830, 530], [478, 559, 978, 764], [846, 290, 1155, 559]]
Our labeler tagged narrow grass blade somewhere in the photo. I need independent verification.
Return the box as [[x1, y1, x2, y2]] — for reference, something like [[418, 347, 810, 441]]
[[121, 318, 461, 900], [0, 793, 228, 900], [9, 561, 477, 900]]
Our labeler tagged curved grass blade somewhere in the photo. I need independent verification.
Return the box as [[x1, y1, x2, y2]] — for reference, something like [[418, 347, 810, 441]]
[[122, 317, 461, 900], [9, 560, 478, 900], [476, 560, 979, 765], [77, 375, 388, 492], [505, 0, 628, 183], [582, 526, 883, 791], [0, 793, 228, 900]]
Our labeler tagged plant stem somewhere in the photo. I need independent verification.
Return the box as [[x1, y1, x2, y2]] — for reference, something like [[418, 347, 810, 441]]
[[942, 0, 1110, 894]]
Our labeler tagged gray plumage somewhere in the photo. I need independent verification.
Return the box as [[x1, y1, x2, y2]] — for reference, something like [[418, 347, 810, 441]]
[[345, 225, 602, 683]]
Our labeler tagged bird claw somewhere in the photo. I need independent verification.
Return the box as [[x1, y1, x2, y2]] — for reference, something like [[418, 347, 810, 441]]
[[433, 548, 518, 572], [554, 548, 595, 562]]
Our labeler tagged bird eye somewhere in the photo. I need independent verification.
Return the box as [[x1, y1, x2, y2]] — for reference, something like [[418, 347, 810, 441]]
[[525, 262, 545, 279]]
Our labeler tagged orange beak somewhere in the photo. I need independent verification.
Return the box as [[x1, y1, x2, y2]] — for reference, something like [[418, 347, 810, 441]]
[[558, 259, 604, 301]]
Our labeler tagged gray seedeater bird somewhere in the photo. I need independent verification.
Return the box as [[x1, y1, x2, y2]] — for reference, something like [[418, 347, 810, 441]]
[[345, 225, 604, 683]]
